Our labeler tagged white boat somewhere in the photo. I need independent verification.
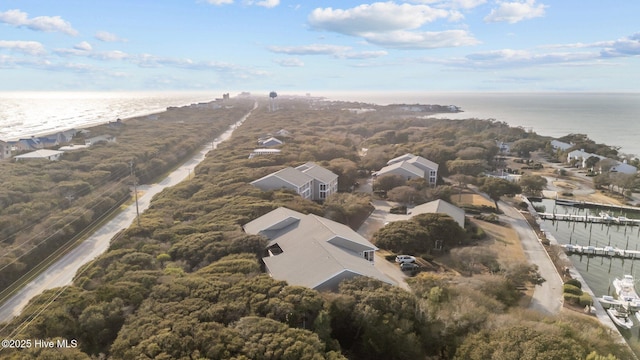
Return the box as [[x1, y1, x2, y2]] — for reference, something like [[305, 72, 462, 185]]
[[598, 295, 624, 309], [613, 275, 640, 311], [607, 307, 634, 330]]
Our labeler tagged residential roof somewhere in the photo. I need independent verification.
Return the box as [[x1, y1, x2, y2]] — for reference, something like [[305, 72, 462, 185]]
[[387, 153, 418, 165], [375, 161, 425, 178], [408, 155, 439, 171], [295, 162, 338, 183], [258, 137, 283, 146], [550, 140, 573, 151], [410, 199, 465, 228], [14, 149, 63, 159], [244, 208, 393, 290], [251, 167, 313, 188]]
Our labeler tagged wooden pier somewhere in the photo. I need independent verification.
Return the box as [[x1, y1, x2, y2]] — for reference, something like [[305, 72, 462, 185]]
[[538, 212, 640, 226], [561, 244, 640, 259]]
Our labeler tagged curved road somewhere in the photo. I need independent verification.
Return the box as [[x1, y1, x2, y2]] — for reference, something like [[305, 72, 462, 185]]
[[0, 104, 256, 323]]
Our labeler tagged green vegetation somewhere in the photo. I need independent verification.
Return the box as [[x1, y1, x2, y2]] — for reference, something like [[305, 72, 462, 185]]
[[0, 99, 255, 293], [0, 97, 629, 359]]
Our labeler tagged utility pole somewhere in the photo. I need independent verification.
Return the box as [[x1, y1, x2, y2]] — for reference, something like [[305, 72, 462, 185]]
[[130, 160, 140, 226]]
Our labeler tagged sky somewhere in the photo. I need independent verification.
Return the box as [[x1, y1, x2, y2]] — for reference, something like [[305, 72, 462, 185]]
[[0, 1, 639, 92]]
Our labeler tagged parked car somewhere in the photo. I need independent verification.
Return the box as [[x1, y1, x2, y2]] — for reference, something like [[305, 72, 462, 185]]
[[395, 255, 416, 264], [400, 262, 420, 272], [390, 205, 407, 214]]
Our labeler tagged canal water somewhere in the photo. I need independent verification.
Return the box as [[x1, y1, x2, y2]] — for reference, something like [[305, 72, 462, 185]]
[[534, 199, 640, 301]]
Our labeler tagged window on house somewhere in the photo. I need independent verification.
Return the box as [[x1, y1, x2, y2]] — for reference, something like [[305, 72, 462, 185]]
[[363, 250, 374, 261]]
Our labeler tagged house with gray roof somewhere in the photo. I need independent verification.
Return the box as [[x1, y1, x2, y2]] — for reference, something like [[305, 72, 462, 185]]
[[296, 162, 338, 200], [14, 149, 64, 161], [567, 149, 637, 174], [374, 161, 425, 182], [243, 207, 395, 291], [251, 163, 338, 201], [409, 199, 465, 228], [251, 167, 314, 199], [382, 153, 439, 185], [550, 139, 573, 151], [257, 136, 283, 147]]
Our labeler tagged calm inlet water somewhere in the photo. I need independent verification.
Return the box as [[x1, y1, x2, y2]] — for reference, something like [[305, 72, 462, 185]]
[[536, 199, 640, 299]]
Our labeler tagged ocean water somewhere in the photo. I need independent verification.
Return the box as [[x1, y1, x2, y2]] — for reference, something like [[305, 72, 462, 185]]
[[0, 91, 217, 141], [3, 91, 639, 157], [323, 91, 640, 157]]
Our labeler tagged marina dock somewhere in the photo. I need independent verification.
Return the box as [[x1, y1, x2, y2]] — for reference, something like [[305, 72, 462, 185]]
[[561, 244, 640, 259], [538, 212, 640, 226]]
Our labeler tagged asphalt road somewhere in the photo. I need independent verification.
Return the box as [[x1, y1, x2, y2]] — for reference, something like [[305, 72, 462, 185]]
[[0, 106, 255, 324], [499, 201, 564, 315]]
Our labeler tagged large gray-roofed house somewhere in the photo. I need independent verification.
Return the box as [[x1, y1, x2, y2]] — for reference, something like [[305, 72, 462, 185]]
[[374, 161, 425, 181], [387, 153, 439, 185], [250, 163, 338, 201], [295, 162, 339, 200], [250, 167, 314, 200], [243, 207, 395, 291]]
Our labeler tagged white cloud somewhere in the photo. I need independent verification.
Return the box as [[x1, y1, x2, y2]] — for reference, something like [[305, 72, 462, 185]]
[[0, 9, 78, 35], [268, 44, 388, 59], [363, 29, 480, 49], [308, 2, 478, 49], [274, 58, 304, 67], [0, 40, 46, 55], [245, 0, 280, 8], [309, 2, 450, 34], [341, 50, 389, 59], [205, 0, 234, 5], [484, 0, 547, 24], [205, 0, 279, 7], [95, 31, 127, 42], [544, 33, 640, 57], [408, 0, 487, 9], [267, 44, 352, 55], [74, 41, 93, 51]]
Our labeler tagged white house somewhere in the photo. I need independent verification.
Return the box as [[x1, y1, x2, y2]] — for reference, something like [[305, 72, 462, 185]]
[[14, 149, 64, 161], [0, 140, 11, 160], [243, 207, 395, 291], [374, 161, 424, 181], [248, 148, 281, 159], [257, 137, 283, 147], [567, 149, 637, 174], [251, 163, 338, 201], [251, 167, 314, 199], [295, 162, 339, 200], [376, 153, 439, 185]]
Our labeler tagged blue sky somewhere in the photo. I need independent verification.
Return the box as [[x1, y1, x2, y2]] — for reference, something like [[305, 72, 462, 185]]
[[0, 1, 639, 92]]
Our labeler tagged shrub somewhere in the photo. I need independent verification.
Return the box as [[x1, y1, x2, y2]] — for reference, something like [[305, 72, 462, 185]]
[[564, 278, 582, 289], [579, 293, 593, 307], [563, 284, 583, 296], [563, 293, 580, 305]]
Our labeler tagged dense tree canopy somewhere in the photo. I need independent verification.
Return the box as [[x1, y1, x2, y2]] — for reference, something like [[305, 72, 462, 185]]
[[479, 177, 522, 210], [0, 97, 631, 360], [373, 213, 466, 255]]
